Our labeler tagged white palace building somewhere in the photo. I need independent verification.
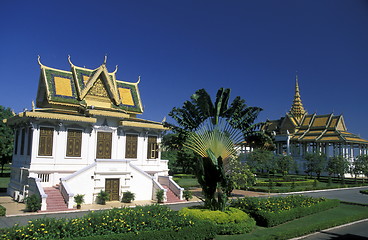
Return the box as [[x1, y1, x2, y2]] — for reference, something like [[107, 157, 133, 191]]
[[6, 57, 183, 211]]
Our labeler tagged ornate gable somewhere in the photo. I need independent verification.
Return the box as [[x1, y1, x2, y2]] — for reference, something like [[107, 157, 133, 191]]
[[36, 57, 143, 114]]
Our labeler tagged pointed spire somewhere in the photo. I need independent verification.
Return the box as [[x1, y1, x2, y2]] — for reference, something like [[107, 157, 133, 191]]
[[289, 74, 307, 122]]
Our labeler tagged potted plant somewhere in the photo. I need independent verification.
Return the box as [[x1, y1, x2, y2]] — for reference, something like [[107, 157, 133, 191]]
[[97, 190, 109, 205], [156, 189, 164, 203], [121, 191, 135, 203], [74, 194, 85, 209], [183, 189, 193, 201]]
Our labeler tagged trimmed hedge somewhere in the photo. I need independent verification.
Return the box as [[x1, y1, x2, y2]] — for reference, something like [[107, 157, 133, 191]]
[[255, 179, 316, 187], [231, 196, 340, 227], [69, 221, 217, 240], [0, 205, 5, 216], [179, 207, 256, 235], [360, 189, 368, 195]]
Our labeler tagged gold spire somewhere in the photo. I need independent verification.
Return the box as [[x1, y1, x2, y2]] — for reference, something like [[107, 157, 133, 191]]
[[289, 75, 307, 122]]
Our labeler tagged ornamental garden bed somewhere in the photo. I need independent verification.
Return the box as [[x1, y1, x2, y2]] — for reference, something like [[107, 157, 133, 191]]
[[230, 195, 340, 227], [179, 207, 256, 235], [0, 205, 216, 240]]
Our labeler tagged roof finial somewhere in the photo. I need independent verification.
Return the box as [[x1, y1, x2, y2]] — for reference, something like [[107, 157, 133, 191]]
[[112, 65, 118, 74], [136, 75, 141, 84], [68, 55, 74, 67], [289, 74, 307, 123], [103, 55, 107, 65], [37, 55, 43, 67]]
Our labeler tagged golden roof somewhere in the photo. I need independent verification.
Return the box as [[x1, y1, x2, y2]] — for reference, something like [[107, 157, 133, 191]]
[[36, 56, 143, 114], [288, 76, 307, 123]]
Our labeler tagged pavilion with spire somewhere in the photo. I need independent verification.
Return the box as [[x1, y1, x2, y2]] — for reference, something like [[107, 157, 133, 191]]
[[263, 76, 368, 173]]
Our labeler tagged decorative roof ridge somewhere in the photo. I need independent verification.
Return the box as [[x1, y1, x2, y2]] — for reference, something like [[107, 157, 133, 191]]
[[116, 75, 141, 86], [289, 75, 307, 123]]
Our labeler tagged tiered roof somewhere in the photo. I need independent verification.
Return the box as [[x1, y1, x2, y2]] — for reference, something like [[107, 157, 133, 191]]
[[6, 57, 165, 131], [264, 77, 368, 145], [36, 56, 143, 114]]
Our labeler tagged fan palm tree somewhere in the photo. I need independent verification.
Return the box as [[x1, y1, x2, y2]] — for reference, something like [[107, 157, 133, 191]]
[[167, 88, 270, 211]]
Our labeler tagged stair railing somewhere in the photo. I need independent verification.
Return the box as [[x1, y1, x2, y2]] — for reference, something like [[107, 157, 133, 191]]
[[28, 177, 47, 211], [60, 180, 74, 209], [158, 176, 184, 200]]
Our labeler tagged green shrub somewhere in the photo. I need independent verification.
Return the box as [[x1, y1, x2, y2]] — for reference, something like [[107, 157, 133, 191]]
[[74, 194, 85, 209], [25, 194, 41, 212], [183, 189, 193, 200], [255, 179, 316, 187], [97, 190, 109, 205], [179, 207, 255, 235], [121, 191, 135, 203], [0, 205, 203, 239], [156, 189, 164, 203], [230, 195, 340, 227], [0, 205, 5, 216], [68, 221, 217, 240]]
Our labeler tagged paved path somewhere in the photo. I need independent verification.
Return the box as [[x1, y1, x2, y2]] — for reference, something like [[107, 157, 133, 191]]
[[297, 219, 368, 240], [279, 186, 368, 204]]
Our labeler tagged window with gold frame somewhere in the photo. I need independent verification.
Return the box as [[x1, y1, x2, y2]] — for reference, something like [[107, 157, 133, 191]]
[[66, 129, 82, 157], [147, 136, 158, 159], [38, 127, 54, 156]]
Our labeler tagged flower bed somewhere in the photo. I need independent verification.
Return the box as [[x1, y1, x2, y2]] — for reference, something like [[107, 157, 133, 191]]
[[230, 195, 340, 227], [0, 205, 212, 240], [179, 207, 256, 235]]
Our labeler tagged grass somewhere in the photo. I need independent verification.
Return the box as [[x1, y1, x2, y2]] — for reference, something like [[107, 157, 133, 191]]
[[173, 174, 200, 189], [216, 203, 368, 240], [0, 177, 10, 189]]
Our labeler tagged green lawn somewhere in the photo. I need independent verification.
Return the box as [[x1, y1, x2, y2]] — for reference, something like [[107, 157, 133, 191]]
[[0, 177, 10, 189], [173, 175, 200, 189], [217, 203, 368, 240]]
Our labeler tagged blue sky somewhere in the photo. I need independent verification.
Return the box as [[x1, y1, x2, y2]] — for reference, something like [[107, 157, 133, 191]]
[[1, 1, 368, 137]]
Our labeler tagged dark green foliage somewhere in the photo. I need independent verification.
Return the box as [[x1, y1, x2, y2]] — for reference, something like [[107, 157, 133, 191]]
[[180, 207, 256, 235], [274, 154, 296, 176], [255, 179, 316, 187], [121, 191, 135, 203], [156, 189, 164, 203], [97, 190, 109, 205], [183, 189, 193, 200], [352, 155, 368, 181], [246, 149, 274, 175], [0, 205, 205, 239], [74, 194, 85, 208], [161, 133, 198, 174], [304, 152, 327, 179], [327, 155, 349, 183], [0, 205, 5, 216], [360, 190, 368, 195], [68, 221, 217, 240], [230, 195, 340, 227], [167, 88, 267, 211], [25, 194, 41, 212], [0, 106, 14, 176]]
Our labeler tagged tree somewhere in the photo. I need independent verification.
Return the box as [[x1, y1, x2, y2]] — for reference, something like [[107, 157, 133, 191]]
[[326, 155, 349, 182], [352, 155, 368, 182], [225, 156, 255, 192], [274, 154, 296, 177], [167, 88, 267, 211], [161, 133, 198, 174], [246, 149, 274, 176], [0, 106, 14, 176], [304, 152, 327, 179]]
